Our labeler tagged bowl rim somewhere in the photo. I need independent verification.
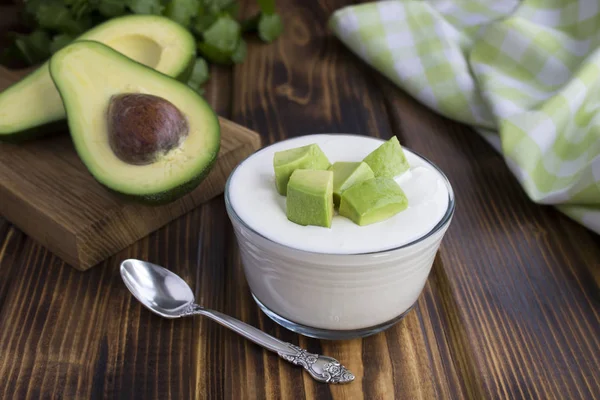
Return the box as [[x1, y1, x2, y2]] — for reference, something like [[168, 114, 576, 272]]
[[224, 134, 455, 256]]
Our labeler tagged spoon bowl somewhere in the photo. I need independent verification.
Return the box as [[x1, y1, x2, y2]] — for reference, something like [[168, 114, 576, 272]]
[[120, 259, 194, 318]]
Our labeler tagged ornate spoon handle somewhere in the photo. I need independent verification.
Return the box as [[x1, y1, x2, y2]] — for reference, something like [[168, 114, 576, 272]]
[[182, 304, 355, 384]]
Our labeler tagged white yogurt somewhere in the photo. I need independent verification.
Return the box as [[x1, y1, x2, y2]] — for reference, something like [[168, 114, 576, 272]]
[[228, 135, 449, 254], [225, 134, 454, 334]]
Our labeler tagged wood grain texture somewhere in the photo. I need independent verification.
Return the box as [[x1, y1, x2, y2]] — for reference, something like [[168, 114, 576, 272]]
[[379, 81, 600, 400], [0, 0, 599, 399], [0, 67, 261, 270]]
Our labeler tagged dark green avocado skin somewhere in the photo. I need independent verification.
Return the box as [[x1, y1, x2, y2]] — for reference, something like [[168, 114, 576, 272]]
[[0, 120, 66, 143], [106, 145, 220, 205], [176, 57, 195, 83]]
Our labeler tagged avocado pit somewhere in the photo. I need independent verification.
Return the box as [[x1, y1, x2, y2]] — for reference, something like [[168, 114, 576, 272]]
[[107, 93, 189, 165]]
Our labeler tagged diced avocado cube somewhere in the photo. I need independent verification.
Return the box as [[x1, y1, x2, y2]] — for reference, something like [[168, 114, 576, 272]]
[[339, 178, 408, 226], [363, 136, 410, 178], [286, 169, 334, 228], [329, 161, 375, 207], [273, 144, 331, 195]]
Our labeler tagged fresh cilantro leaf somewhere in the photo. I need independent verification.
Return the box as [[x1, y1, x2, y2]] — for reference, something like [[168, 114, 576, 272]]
[[34, 3, 72, 30], [65, 0, 94, 20], [192, 0, 237, 34], [258, 13, 282, 42], [202, 0, 236, 14], [193, 13, 218, 34], [203, 14, 240, 54], [223, 2, 240, 17], [164, 0, 199, 27], [231, 38, 246, 64], [127, 0, 164, 15], [50, 34, 74, 54], [35, 2, 91, 34], [257, 0, 276, 15], [187, 57, 210, 92], [12, 30, 51, 65], [197, 41, 232, 64], [98, 0, 128, 17], [241, 9, 283, 41], [24, 0, 46, 16]]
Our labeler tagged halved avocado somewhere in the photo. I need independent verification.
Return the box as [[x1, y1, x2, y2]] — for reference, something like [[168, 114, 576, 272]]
[[0, 15, 196, 142], [49, 41, 220, 204]]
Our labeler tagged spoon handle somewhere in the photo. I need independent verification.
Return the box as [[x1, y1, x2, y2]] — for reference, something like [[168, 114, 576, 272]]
[[183, 304, 355, 384]]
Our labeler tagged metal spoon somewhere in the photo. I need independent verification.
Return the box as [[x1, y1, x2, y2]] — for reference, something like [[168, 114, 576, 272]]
[[120, 259, 355, 384]]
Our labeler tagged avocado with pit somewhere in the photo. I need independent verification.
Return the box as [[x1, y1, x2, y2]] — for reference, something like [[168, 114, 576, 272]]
[[363, 136, 410, 178], [286, 169, 334, 228], [339, 178, 408, 226], [329, 161, 375, 207], [273, 144, 331, 195], [49, 41, 220, 203], [0, 15, 196, 142]]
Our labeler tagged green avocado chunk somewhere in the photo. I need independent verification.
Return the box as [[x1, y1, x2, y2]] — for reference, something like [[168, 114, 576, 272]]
[[286, 169, 334, 228], [363, 136, 410, 178], [339, 178, 408, 226], [273, 144, 331, 195], [329, 161, 375, 207], [49, 41, 220, 204], [0, 15, 196, 142]]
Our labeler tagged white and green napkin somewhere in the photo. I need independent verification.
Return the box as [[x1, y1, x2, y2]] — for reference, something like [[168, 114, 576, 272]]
[[329, 0, 600, 234]]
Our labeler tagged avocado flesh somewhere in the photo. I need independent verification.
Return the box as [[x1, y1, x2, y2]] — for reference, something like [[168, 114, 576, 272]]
[[363, 136, 410, 178], [339, 178, 408, 226], [273, 144, 331, 195], [286, 169, 334, 228], [49, 41, 220, 202], [329, 161, 375, 207], [0, 15, 195, 142]]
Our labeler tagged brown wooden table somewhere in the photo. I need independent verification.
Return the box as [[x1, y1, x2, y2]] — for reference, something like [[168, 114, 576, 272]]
[[1, 1, 599, 399]]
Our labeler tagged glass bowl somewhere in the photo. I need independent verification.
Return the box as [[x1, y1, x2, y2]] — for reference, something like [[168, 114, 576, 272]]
[[224, 136, 455, 340]]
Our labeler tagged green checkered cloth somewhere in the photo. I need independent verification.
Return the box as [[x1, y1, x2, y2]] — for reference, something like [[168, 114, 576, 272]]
[[329, 0, 600, 234]]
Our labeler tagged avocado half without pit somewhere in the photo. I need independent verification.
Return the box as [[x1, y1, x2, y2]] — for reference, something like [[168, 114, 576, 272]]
[[0, 15, 196, 142], [49, 41, 220, 203]]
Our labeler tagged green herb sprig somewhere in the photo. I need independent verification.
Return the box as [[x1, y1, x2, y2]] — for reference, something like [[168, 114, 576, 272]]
[[3, 0, 283, 92]]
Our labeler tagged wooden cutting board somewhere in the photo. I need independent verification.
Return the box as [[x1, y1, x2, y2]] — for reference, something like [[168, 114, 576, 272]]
[[0, 67, 261, 270]]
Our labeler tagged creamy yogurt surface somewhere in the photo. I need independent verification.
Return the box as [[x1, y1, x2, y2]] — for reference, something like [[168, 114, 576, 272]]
[[228, 134, 450, 254]]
